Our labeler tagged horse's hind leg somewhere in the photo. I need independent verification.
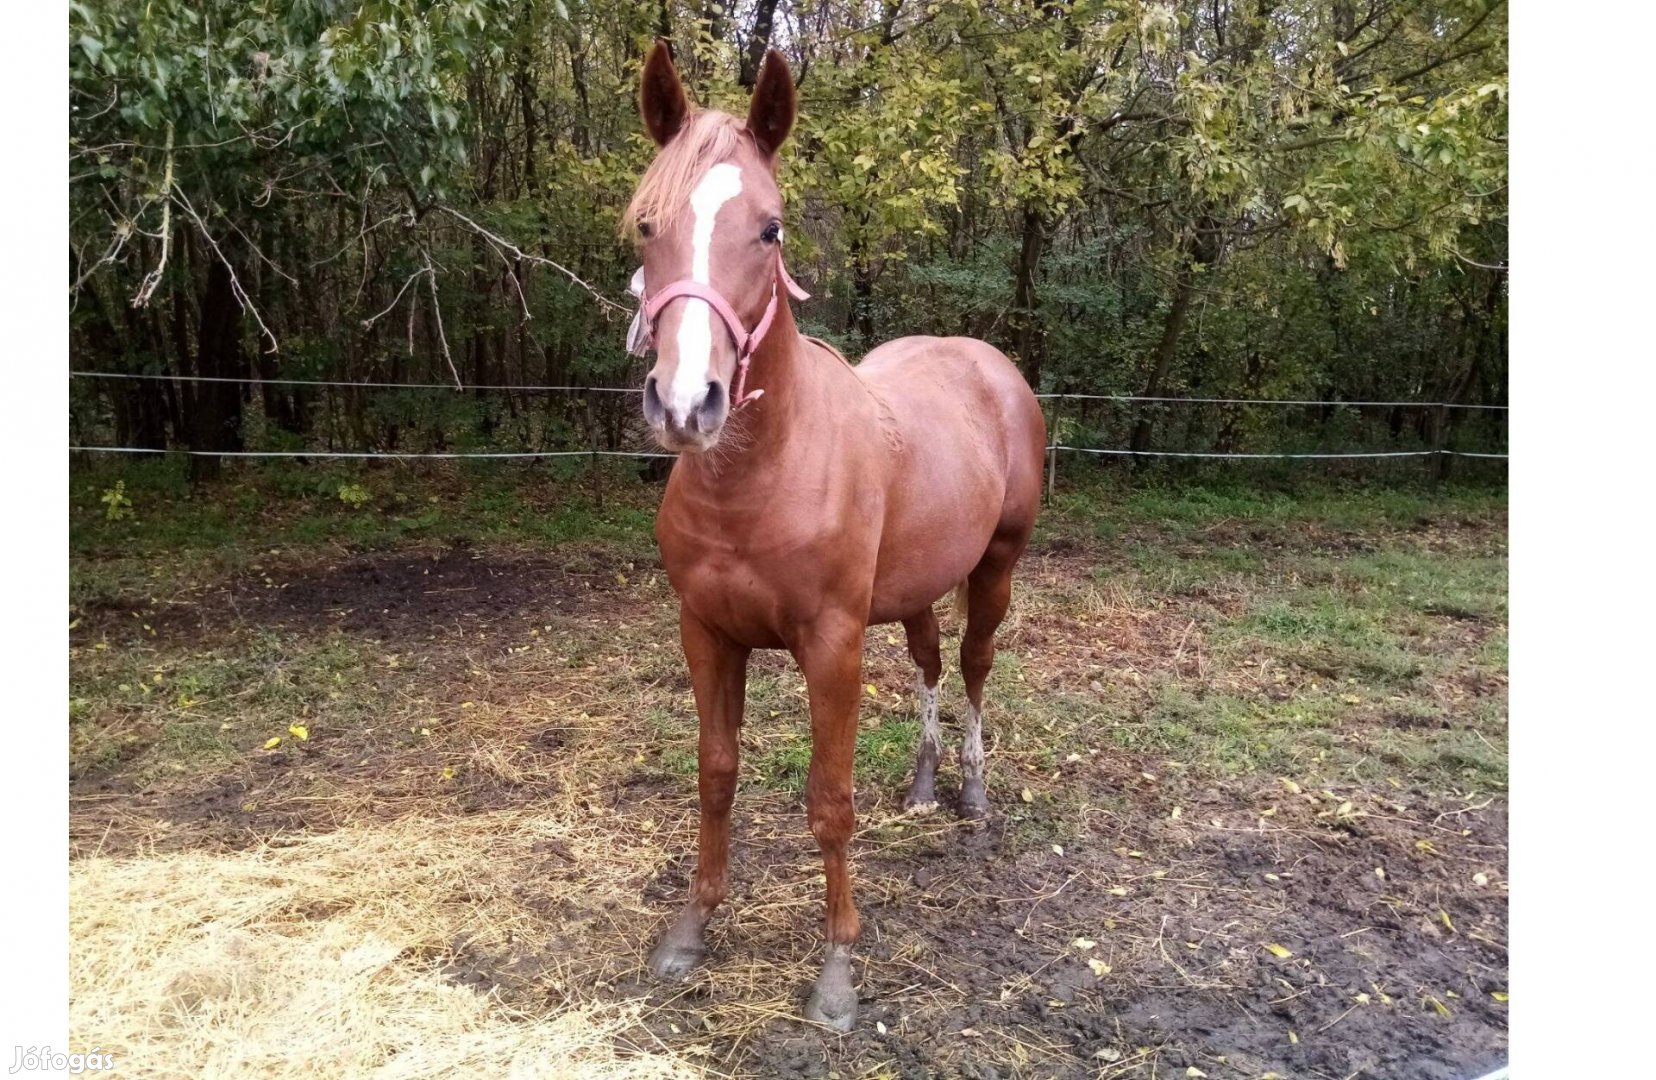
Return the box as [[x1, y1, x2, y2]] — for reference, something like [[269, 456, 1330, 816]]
[[901, 607, 944, 810], [957, 540, 1021, 819]]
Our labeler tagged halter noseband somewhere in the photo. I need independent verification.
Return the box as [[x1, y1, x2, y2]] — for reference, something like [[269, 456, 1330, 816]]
[[628, 247, 809, 410]]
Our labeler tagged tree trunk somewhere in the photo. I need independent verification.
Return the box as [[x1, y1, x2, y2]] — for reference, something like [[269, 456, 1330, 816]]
[[188, 251, 248, 482], [1130, 224, 1220, 454], [1009, 205, 1048, 389], [738, 0, 782, 87]]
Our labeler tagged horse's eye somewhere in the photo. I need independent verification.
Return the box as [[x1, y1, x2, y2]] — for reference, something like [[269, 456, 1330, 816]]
[[760, 221, 781, 244], [637, 221, 654, 240]]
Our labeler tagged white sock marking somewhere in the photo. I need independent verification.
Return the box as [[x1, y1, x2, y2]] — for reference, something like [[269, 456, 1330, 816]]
[[960, 703, 985, 779], [917, 672, 941, 759], [670, 162, 743, 420]]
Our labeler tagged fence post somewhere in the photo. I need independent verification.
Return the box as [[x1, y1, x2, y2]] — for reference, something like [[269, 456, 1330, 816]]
[[1045, 396, 1059, 504]]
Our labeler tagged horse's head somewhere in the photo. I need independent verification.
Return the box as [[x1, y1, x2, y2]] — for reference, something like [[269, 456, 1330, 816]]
[[625, 40, 797, 453]]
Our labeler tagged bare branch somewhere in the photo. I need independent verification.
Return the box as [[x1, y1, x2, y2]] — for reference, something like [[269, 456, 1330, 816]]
[[361, 266, 432, 331], [422, 249, 462, 389], [432, 204, 627, 316], [130, 124, 175, 308], [171, 188, 281, 354]]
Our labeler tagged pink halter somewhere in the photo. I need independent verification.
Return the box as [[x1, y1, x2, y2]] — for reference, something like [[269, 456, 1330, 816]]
[[631, 247, 809, 410]]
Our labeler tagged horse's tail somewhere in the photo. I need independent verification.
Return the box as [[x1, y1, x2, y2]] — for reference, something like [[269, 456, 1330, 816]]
[[952, 580, 970, 622]]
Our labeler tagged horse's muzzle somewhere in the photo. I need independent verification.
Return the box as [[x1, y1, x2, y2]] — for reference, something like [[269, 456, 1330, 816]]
[[644, 374, 728, 451]]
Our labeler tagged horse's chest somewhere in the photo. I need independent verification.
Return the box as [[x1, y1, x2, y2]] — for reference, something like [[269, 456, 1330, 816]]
[[658, 512, 877, 646]]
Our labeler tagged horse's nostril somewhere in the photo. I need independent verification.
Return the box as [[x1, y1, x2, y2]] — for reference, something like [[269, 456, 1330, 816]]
[[642, 375, 665, 426], [697, 381, 728, 429]]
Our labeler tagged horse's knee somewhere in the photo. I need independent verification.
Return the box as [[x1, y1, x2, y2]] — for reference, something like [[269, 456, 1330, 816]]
[[698, 744, 738, 808], [805, 776, 854, 850]]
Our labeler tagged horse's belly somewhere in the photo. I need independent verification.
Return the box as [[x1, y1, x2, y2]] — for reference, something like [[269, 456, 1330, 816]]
[[866, 472, 1002, 624]]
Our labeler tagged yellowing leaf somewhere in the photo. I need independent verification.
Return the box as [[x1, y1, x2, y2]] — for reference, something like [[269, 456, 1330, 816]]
[[1288, 1029, 1299, 1044], [263, 737, 282, 750], [1264, 943, 1293, 959], [441, 766, 456, 780], [1340, 693, 1361, 704], [1107, 886, 1127, 897], [288, 724, 309, 742], [1187, 1069, 1209, 1078], [1491, 991, 1509, 1003], [1439, 909, 1455, 932], [1087, 957, 1111, 976], [1170, 805, 1183, 820], [1280, 777, 1302, 795], [1473, 872, 1489, 886], [1051, 844, 1064, 856], [866, 683, 878, 697], [1021, 787, 1034, 804], [1427, 994, 1452, 1018], [1071, 937, 1097, 951]]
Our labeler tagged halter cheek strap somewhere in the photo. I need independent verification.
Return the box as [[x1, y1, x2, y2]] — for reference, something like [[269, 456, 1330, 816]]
[[630, 247, 809, 410]]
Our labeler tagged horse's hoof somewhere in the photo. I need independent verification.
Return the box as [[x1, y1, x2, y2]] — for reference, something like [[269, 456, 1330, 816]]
[[958, 777, 989, 820], [902, 780, 937, 812], [647, 940, 704, 980], [803, 946, 858, 1032]]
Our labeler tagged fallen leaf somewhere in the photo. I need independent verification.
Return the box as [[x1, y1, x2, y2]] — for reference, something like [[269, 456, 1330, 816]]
[[441, 766, 456, 780], [1021, 788, 1034, 804], [1072, 937, 1097, 951], [1491, 991, 1508, 1003], [1288, 1029, 1299, 1044], [1187, 1069, 1209, 1078], [1280, 777, 1302, 795], [1426, 994, 1452, 1018], [1375, 867, 1386, 880], [876, 1021, 888, 1035], [288, 724, 309, 742], [1107, 886, 1127, 896], [1439, 909, 1455, 933], [1340, 693, 1361, 704], [1170, 805, 1183, 820], [1087, 957, 1111, 976], [1051, 844, 1064, 856], [263, 737, 281, 750], [959, 1028, 981, 1038], [1264, 943, 1293, 959], [1473, 872, 1489, 886]]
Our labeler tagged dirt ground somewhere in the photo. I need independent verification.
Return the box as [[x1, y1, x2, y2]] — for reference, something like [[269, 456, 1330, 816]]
[[68, 480, 1508, 1079]]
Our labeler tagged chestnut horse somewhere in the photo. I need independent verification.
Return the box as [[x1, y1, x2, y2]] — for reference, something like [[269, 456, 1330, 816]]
[[625, 42, 1045, 1031]]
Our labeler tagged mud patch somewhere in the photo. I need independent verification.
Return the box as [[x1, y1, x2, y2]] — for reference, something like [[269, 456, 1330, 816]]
[[73, 546, 642, 647]]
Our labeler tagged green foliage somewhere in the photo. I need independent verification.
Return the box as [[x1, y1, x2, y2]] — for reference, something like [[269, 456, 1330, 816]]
[[69, 1, 1506, 461], [336, 482, 372, 508], [100, 481, 133, 521]]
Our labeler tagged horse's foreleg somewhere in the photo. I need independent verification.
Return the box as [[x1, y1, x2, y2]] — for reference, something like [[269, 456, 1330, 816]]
[[794, 614, 865, 1031], [901, 607, 944, 810], [649, 611, 749, 979]]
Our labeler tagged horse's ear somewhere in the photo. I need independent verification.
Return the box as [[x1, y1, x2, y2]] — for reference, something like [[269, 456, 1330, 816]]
[[640, 39, 690, 147], [746, 49, 796, 159]]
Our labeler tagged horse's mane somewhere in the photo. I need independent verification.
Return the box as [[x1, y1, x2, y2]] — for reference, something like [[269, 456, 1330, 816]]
[[621, 110, 746, 240]]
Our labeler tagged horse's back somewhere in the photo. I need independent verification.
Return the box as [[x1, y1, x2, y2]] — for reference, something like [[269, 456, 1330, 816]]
[[856, 335, 1045, 483]]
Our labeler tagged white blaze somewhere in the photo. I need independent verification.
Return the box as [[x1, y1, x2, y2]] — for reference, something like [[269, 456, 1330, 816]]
[[670, 162, 744, 420]]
